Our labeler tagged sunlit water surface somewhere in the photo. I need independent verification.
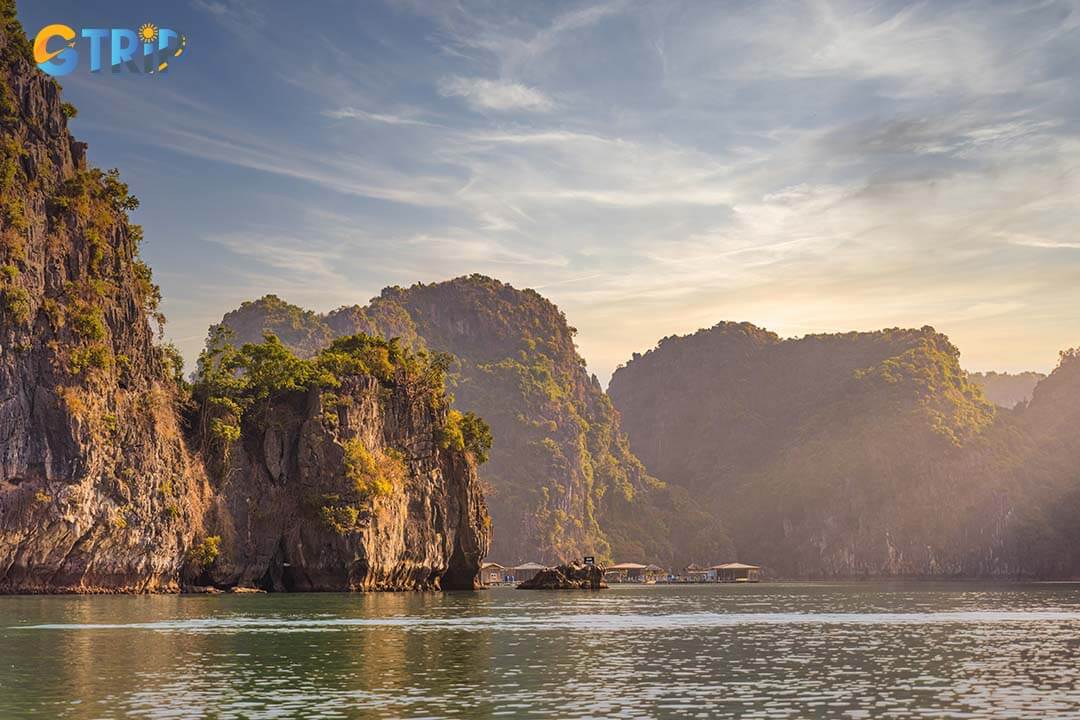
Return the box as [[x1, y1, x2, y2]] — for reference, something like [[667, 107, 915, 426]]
[[3, 582, 1080, 718]]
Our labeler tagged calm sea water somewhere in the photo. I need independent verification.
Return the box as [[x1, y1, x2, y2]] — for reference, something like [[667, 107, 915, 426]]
[[2, 582, 1080, 718]]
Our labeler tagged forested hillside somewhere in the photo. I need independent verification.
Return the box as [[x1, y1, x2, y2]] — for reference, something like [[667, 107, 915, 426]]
[[214, 276, 730, 566], [610, 323, 1080, 577]]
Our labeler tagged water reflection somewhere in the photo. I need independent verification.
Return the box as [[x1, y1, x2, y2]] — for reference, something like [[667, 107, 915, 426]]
[[1, 583, 1078, 718]]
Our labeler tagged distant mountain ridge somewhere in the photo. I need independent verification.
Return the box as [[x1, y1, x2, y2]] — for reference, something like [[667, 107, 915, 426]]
[[216, 289, 1080, 577], [969, 371, 1045, 408], [609, 322, 1080, 578]]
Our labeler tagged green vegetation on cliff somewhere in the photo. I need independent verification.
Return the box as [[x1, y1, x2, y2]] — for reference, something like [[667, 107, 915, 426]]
[[1, 5, 490, 592], [210, 276, 719, 565], [610, 323, 1080, 578], [0, 2, 205, 592], [194, 328, 476, 458]]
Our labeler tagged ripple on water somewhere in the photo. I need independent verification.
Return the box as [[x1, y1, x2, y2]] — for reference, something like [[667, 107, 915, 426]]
[[1, 584, 1079, 718], [14, 609, 1080, 633]]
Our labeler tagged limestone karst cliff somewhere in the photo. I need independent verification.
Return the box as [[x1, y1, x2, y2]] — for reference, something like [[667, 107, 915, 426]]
[[190, 334, 490, 591], [213, 278, 730, 568], [0, 5, 210, 591], [608, 322, 1080, 578], [0, 6, 488, 592]]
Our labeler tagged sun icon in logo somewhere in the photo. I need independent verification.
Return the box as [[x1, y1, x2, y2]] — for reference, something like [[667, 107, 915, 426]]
[[138, 23, 159, 44]]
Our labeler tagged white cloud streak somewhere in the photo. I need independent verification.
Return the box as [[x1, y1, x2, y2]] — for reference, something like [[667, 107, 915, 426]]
[[437, 76, 554, 112], [90, 0, 1080, 379]]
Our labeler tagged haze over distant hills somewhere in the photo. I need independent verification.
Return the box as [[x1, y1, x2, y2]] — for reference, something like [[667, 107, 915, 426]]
[[4, 0, 1079, 596], [609, 323, 1080, 577], [214, 281, 1080, 578], [969, 371, 1046, 409]]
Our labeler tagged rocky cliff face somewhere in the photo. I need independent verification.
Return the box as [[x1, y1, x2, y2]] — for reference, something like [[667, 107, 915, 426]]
[[994, 350, 1080, 577], [194, 366, 489, 592], [0, 7, 488, 592], [213, 277, 727, 567], [0, 7, 208, 591]]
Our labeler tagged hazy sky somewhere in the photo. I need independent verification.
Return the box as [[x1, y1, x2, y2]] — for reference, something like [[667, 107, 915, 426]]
[[20, 0, 1080, 382]]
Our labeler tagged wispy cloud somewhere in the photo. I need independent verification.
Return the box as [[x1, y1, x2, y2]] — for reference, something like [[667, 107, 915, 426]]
[[51, 0, 1080, 380], [438, 76, 554, 112], [321, 107, 440, 127], [1004, 233, 1080, 250]]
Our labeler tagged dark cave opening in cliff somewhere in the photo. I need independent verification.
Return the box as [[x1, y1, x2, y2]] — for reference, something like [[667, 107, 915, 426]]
[[256, 540, 298, 592]]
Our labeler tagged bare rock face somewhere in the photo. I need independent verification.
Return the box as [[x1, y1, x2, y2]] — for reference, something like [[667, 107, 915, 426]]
[[0, 8, 489, 593], [0, 8, 208, 592], [192, 376, 489, 591], [518, 562, 606, 590]]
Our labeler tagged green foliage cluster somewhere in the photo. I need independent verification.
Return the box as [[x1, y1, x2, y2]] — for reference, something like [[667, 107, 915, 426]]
[[132, 258, 163, 323], [320, 501, 360, 535], [320, 444, 408, 534], [0, 245, 28, 321], [854, 335, 995, 446], [195, 329, 455, 447], [52, 168, 143, 284], [0, 136, 27, 238], [0, 80, 15, 129], [70, 303, 107, 341], [0, 0, 33, 67], [69, 344, 112, 375], [188, 536, 221, 569], [0, 135, 29, 300], [0, 278, 28, 323], [343, 438, 401, 499], [62, 300, 113, 375], [209, 417, 241, 444], [437, 409, 493, 463], [54, 168, 139, 216], [159, 342, 185, 387]]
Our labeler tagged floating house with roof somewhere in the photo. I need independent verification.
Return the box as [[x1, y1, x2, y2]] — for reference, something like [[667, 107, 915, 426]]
[[603, 563, 671, 583], [480, 562, 509, 586], [711, 562, 761, 583], [512, 562, 547, 584], [682, 563, 713, 582], [604, 562, 656, 582]]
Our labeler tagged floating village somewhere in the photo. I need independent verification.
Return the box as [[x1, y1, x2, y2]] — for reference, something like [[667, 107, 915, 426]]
[[480, 561, 762, 587]]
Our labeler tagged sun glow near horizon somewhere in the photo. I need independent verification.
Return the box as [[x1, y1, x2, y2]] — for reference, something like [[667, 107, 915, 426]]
[[23, 0, 1080, 380]]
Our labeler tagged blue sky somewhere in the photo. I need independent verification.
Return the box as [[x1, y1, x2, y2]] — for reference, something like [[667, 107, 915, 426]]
[[19, 0, 1080, 382]]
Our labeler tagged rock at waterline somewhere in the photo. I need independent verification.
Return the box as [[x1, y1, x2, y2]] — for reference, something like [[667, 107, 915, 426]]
[[517, 563, 607, 590]]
